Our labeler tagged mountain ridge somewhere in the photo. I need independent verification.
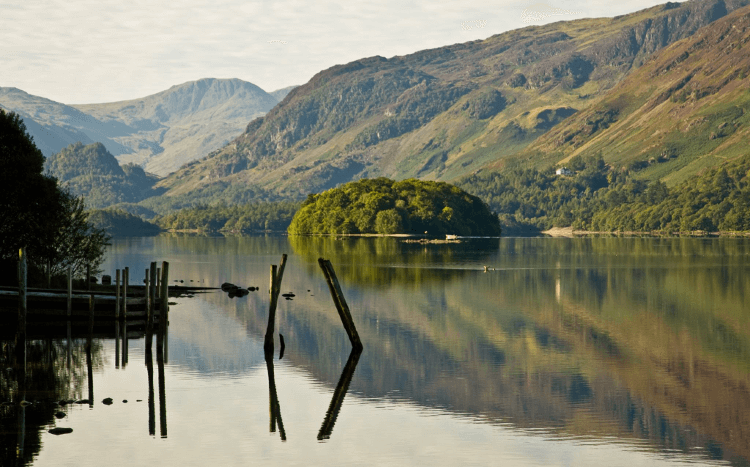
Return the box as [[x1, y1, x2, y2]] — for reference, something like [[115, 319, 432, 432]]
[[0, 78, 285, 176], [156, 0, 750, 205]]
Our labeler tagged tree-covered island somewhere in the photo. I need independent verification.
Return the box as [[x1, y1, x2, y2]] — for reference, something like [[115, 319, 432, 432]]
[[288, 178, 502, 236]]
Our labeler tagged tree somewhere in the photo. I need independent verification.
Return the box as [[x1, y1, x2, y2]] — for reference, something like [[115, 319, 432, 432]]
[[0, 109, 109, 283]]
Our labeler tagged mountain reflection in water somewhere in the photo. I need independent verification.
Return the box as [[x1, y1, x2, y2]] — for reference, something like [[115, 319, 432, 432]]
[[2, 235, 748, 466]]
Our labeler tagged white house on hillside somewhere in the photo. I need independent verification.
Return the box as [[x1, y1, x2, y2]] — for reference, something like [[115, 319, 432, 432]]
[[556, 167, 573, 176]]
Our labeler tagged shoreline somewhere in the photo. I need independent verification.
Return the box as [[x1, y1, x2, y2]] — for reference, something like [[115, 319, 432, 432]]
[[542, 226, 750, 238]]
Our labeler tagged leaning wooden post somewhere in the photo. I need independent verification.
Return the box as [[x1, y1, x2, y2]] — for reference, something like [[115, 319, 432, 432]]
[[264, 254, 287, 354], [67, 267, 72, 317], [318, 259, 363, 350], [115, 269, 121, 319]]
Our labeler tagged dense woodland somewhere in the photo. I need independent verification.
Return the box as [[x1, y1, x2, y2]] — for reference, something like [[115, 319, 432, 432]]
[[288, 178, 502, 236], [156, 201, 301, 233], [43, 142, 162, 209], [459, 154, 750, 233], [87, 209, 162, 237]]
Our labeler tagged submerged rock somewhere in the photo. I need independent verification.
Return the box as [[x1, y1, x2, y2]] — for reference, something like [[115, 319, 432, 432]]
[[102, 398, 113, 405], [48, 427, 73, 435], [55, 411, 66, 419]]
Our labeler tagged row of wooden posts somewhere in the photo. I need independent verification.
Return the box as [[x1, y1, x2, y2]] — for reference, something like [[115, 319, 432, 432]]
[[16, 248, 170, 355]]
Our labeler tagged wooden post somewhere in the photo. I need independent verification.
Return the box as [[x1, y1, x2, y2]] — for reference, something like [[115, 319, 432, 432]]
[[123, 267, 129, 319], [18, 248, 27, 337], [156, 267, 161, 299], [318, 259, 363, 350], [86, 263, 91, 291], [263, 254, 288, 353], [67, 267, 72, 317], [146, 262, 156, 356], [264, 265, 277, 353], [115, 269, 121, 319], [46, 258, 51, 289], [159, 262, 169, 335]]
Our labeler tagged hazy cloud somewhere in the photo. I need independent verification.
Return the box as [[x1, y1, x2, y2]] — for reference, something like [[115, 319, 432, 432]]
[[0, 0, 668, 104]]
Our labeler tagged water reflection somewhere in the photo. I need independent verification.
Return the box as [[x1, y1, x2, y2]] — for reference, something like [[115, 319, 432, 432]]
[[318, 347, 362, 441], [92, 235, 750, 465], [1, 336, 95, 466]]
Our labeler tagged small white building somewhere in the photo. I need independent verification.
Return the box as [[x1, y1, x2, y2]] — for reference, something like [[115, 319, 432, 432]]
[[556, 167, 573, 176]]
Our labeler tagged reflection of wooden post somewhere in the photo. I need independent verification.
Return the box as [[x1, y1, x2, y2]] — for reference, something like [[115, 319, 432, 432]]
[[264, 254, 287, 354], [318, 347, 362, 440], [115, 320, 121, 369], [318, 259, 363, 350], [86, 341, 94, 408], [265, 354, 286, 441], [122, 319, 128, 368], [157, 344, 167, 438], [123, 267, 129, 318], [87, 294, 95, 363], [115, 269, 121, 319], [17, 248, 27, 346], [66, 321, 72, 369], [146, 350, 155, 436], [67, 267, 73, 317]]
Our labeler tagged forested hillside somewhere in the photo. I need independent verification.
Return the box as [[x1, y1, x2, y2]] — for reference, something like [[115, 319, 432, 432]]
[[44, 142, 162, 209], [459, 153, 750, 233]]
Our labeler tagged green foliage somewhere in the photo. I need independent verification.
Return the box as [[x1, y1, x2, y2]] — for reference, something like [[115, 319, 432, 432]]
[[459, 154, 750, 233], [87, 208, 162, 237], [43, 142, 163, 209], [156, 201, 301, 232], [0, 110, 109, 282], [288, 178, 502, 236], [462, 88, 506, 120]]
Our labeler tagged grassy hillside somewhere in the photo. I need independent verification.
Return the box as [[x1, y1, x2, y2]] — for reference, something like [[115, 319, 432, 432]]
[[499, 3, 750, 185]]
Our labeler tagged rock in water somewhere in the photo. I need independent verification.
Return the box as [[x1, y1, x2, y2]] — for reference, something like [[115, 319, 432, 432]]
[[102, 398, 113, 405], [48, 427, 73, 435]]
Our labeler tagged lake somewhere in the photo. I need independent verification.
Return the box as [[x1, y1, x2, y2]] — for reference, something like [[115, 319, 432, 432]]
[[2, 235, 750, 466]]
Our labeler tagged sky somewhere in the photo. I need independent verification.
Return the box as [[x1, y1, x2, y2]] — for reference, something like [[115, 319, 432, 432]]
[[1, 0, 670, 105]]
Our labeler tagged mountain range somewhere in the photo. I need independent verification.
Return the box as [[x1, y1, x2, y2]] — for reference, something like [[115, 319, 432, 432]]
[[155, 0, 750, 205], [5, 0, 750, 216], [0, 79, 296, 176]]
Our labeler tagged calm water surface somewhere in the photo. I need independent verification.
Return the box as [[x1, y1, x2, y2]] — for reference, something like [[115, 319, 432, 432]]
[[3, 235, 750, 466]]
